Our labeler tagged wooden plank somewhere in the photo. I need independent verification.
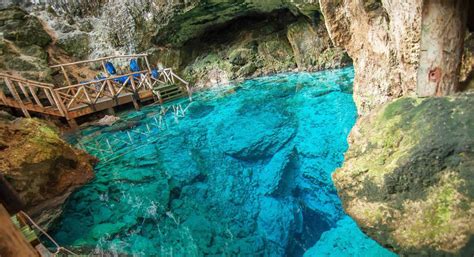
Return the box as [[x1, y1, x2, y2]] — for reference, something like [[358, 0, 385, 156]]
[[67, 87, 84, 109], [82, 86, 92, 104], [0, 84, 8, 104], [50, 90, 66, 117], [0, 204, 39, 257], [0, 73, 54, 88]]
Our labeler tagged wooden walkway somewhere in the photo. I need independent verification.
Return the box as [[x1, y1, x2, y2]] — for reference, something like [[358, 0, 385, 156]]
[[0, 54, 192, 127]]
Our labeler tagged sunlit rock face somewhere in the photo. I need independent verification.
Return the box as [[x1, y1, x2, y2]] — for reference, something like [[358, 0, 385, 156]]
[[0, 118, 97, 228], [334, 94, 474, 256], [319, 0, 422, 115]]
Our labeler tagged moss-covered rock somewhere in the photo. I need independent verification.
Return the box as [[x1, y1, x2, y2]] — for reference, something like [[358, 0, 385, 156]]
[[0, 7, 53, 81], [257, 34, 295, 72], [57, 33, 91, 59], [0, 118, 97, 228], [334, 95, 474, 256], [1, 8, 51, 47]]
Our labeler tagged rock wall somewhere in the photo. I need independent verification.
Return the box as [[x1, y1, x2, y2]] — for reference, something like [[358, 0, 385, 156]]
[[0, 7, 52, 81], [319, 0, 422, 115], [318, 1, 474, 256], [319, 0, 474, 114], [0, 117, 97, 228]]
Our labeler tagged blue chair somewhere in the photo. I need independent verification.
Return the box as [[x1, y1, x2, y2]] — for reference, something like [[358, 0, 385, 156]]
[[105, 61, 129, 84]]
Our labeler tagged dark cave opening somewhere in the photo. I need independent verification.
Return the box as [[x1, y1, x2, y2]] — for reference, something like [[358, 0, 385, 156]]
[[179, 8, 302, 67]]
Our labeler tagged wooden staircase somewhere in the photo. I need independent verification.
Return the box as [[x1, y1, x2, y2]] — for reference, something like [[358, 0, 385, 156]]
[[153, 83, 188, 103]]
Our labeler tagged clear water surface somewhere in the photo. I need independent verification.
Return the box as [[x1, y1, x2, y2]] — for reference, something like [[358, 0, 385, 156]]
[[50, 67, 397, 257]]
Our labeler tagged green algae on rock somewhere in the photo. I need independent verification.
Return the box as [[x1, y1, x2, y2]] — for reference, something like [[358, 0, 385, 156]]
[[333, 94, 474, 256], [0, 118, 97, 229]]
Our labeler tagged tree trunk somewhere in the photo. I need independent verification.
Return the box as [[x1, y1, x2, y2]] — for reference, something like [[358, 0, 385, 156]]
[[416, 0, 469, 96]]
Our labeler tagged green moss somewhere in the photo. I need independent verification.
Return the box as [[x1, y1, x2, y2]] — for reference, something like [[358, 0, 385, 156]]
[[381, 97, 416, 120], [430, 185, 455, 226]]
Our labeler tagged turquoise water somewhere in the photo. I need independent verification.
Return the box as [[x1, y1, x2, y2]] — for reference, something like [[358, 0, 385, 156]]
[[50, 67, 396, 257]]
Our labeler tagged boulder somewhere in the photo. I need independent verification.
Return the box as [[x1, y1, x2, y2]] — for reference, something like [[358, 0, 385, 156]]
[[333, 95, 474, 256], [57, 32, 91, 59], [0, 118, 97, 228]]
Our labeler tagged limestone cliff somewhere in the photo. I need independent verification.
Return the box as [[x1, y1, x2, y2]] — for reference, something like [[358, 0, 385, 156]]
[[319, 0, 474, 115], [0, 118, 96, 228], [319, 0, 422, 115]]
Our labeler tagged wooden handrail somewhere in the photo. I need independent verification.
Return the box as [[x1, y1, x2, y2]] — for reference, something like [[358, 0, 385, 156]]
[[50, 54, 149, 68], [0, 73, 55, 88], [54, 70, 148, 90], [1, 55, 192, 124]]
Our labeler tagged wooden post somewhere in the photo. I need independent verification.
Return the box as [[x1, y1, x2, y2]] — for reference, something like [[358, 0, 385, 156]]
[[4, 78, 30, 118], [52, 89, 69, 118], [144, 55, 153, 74], [131, 97, 140, 110], [0, 204, 38, 257], [130, 74, 141, 109], [67, 118, 78, 129], [60, 66, 72, 87], [102, 61, 118, 104], [27, 84, 43, 108], [0, 84, 8, 104], [416, 0, 469, 96], [106, 108, 115, 115], [18, 83, 31, 103]]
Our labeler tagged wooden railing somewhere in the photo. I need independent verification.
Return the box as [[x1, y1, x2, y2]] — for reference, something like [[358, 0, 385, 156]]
[[53, 70, 154, 112], [0, 73, 65, 117], [151, 68, 193, 102], [0, 54, 192, 126]]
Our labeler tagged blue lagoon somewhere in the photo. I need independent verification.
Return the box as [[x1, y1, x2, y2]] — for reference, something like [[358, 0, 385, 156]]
[[50, 67, 396, 257]]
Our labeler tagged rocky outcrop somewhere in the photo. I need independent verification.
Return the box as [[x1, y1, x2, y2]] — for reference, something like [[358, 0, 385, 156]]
[[180, 11, 350, 87], [0, 118, 96, 228], [0, 7, 53, 81], [333, 95, 474, 256], [319, 0, 474, 114]]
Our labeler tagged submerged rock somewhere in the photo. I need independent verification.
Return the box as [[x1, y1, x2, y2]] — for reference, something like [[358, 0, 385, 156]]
[[0, 118, 96, 228], [304, 217, 397, 257], [334, 94, 474, 256]]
